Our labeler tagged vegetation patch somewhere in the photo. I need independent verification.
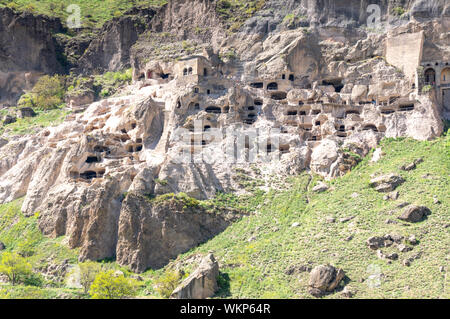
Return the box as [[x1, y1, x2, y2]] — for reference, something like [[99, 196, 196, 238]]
[[0, 0, 168, 29], [215, 0, 266, 32]]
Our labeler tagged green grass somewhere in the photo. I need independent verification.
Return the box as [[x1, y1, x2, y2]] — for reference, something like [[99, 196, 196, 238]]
[[216, 0, 265, 31], [0, 0, 167, 29], [0, 107, 70, 136], [0, 199, 78, 267], [163, 134, 450, 298]]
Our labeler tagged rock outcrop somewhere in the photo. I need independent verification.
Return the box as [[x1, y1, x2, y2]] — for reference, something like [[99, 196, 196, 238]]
[[0, 7, 64, 105], [308, 264, 345, 297], [370, 174, 405, 192], [398, 205, 431, 223], [170, 253, 219, 299], [116, 194, 242, 272]]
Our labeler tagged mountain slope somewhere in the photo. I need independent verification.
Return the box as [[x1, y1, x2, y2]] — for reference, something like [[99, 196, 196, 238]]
[[162, 133, 450, 299]]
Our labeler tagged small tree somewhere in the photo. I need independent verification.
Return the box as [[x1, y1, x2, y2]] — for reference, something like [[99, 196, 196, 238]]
[[0, 252, 33, 285], [89, 270, 136, 299], [31, 75, 65, 110], [154, 269, 184, 298], [78, 261, 102, 294]]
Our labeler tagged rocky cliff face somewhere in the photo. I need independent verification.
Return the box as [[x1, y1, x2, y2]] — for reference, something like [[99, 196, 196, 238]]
[[0, 0, 448, 273], [117, 193, 242, 272], [75, 7, 157, 74], [0, 7, 64, 105]]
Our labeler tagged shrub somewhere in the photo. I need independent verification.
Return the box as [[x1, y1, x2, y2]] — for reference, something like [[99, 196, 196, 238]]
[[0, 252, 33, 285], [154, 269, 184, 298], [78, 261, 102, 294], [23, 272, 44, 287], [89, 270, 136, 299], [31, 75, 65, 110], [393, 6, 406, 16], [94, 69, 132, 98], [17, 93, 35, 108], [422, 85, 433, 93]]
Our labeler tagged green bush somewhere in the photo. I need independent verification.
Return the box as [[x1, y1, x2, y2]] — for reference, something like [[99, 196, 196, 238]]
[[17, 93, 35, 108], [154, 269, 184, 298], [422, 84, 433, 93], [89, 270, 137, 299], [23, 272, 44, 287], [94, 69, 132, 98], [0, 252, 33, 285], [393, 6, 406, 16], [78, 261, 102, 294], [30, 75, 65, 110]]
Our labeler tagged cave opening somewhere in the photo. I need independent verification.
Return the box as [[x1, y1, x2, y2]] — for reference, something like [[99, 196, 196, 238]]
[[250, 82, 264, 89], [398, 104, 414, 111], [86, 156, 100, 163], [322, 79, 344, 92], [80, 171, 97, 180], [205, 106, 221, 114], [267, 82, 278, 91], [271, 92, 287, 100], [362, 124, 378, 132]]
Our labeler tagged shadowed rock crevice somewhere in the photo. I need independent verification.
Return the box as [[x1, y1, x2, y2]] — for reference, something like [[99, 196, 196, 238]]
[[116, 193, 243, 272]]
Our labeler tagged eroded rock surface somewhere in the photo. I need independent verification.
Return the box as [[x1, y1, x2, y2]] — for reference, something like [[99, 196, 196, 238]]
[[170, 253, 219, 299], [308, 264, 345, 297], [116, 193, 242, 273]]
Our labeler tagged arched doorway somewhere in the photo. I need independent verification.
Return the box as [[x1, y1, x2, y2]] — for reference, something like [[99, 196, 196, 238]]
[[424, 68, 436, 85]]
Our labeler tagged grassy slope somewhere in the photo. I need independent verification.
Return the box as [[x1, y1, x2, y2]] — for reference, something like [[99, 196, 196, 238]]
[[0, 134, 448, 298], [0, 107, 70, 136], [167, 134, 450, 299], [0, 0, 167, 28]]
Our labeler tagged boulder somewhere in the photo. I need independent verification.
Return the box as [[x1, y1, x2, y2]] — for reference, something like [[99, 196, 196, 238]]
[[398, 205, 431, 223], [3, 115, 16, 125], [170, 254, 219, 299], [369, 174, 405, 192], [312, 181, 329, 193], [366, 236, 387, 250], [18, 107, 36, 118], [308, 264, 345, 297], [351, 85, 367, 101]]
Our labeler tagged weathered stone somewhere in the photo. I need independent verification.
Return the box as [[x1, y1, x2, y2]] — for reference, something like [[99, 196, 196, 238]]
[[339, 216, 355, 223], [116, 193, 242, 272], [398, 205, 431, 223], [170, 254, 219, 299], [367, 236, 386, 250], [285, 264, 312, 275], [340, 285, 356, 298], [3, 115, 16, 125], [18, 107, 36, 118], [308, 264, 345, 297], [400, 162, 416, 171], [369, 174, 405, 193], [397, 244, 412, 253], [312, 181, 329, 193], [406, 235, 418, 245]]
